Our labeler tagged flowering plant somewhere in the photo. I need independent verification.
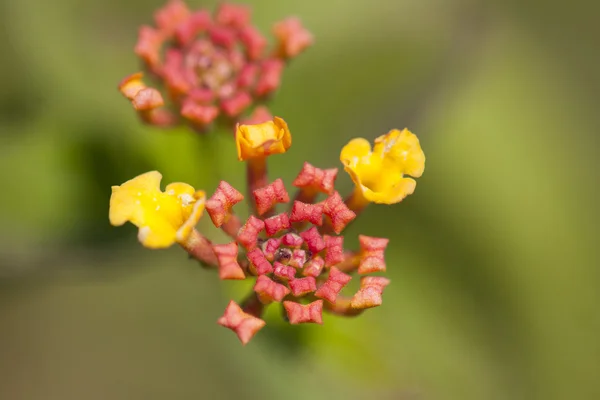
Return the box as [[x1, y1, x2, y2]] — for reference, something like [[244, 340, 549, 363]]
[[118, 0, 312, 131], [110, 1, 425, 345]]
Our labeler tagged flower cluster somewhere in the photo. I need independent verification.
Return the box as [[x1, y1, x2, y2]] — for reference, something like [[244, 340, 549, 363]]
[[109, 117, 425, 344], [118, 0, 312, 131]]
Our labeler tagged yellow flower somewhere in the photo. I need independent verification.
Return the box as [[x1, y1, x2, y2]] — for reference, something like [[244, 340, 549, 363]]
[[235, 117, 292, 161], [109, 171, 206, 249], [340, 128, 425, 204]]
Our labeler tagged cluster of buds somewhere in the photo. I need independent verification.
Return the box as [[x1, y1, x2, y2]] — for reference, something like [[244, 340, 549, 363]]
[[118, 0, 312, 131], [109, 117, 425, 344]]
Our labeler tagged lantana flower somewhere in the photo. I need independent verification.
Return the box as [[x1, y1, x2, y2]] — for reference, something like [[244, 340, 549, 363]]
[[109, 171, 207, 251], [109, 117, 425, 345], [340, 128, 425, 212], [118, 1, 312, 131]]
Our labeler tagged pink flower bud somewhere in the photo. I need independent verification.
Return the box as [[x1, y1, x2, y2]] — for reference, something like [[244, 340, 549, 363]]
[[213, 242, 245, 280], [314, 267, 352, 303], [253, 178, 290, 216], [246, 248, 273, 275], [254, 275, 290, 303], [283, 300, 323, 324], [237, 215, 265, 250], [289, 276, 316, 296], [206, 181, 244, 227], [264, 213, 291, 236], [323, 191, 356, 234], [358, 235, 389, 274], [324, 235, 344, 267], [218, 300, 266, 345], [290, 201, 323, 226]]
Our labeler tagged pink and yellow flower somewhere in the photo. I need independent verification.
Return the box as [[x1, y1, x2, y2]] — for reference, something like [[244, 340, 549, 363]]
[[119, 1, 312, 131]]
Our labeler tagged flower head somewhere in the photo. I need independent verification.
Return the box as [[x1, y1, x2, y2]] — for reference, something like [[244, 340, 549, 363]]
[[109, 119, 424, 345], [340, 128, 425, 204], [109, 171, 205, 248], [119, 1, 312, 131]]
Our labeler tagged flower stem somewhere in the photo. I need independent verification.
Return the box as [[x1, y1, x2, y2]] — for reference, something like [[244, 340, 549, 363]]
[[180, 229, 217, 267], [246, 157, 268, 214]]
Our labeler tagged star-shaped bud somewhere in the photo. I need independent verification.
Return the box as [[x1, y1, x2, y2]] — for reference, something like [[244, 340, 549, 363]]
[[292, 162, 337, 195], [264, 213, 291, 236], [324, 235, 344, 267], [246, 248, 273, 275], [288, 276, 316, 296], [302, 256, 325, 278], [289, 249, 308, 269], [299, 227, 326, 253], [314, 267, 352, 303], [323, 191, 356, 234], [218, 300, 266, 345], [237, 215, 265, 249], [283, 300, 323, 324], [253, 178, 289, 215], [273, 261, 296, 281], [302, 255, 324, 277], [255, 59, 284, 96], [213, 242, 245, 280], [350, 277, 391, 309], [358, 235, 389, 274], [273, 17, 313, 59], [290, 201, 323, 226], [281, 232, 303, 248], [206, 181, 244, 227], [261, 237, 282, 261], [254, 275, 290, 303]]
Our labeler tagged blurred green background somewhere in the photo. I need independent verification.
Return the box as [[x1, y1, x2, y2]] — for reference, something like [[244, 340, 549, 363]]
[[1, 0, 598, 399]]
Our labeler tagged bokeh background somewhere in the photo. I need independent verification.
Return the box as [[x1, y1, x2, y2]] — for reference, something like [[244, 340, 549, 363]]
[[1, 0, 598, 399]]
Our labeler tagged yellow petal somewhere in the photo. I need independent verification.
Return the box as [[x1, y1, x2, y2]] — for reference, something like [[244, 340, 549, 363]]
[[340, 138, 372, 166], [137, 223, 178, 249], [235, 117, 292, 160], [374, 129, 425, 177], [361, 177, 416, 204], [176, 192, 206, 242], [109, 171, 162, 226]]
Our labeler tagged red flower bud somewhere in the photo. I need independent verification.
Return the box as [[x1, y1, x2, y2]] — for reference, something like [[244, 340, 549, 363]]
[[218, 300, 266, 345], [254, 275, 290, 303], [213, 242, 245, 280], [324, 235, 344, 267], [302, 255, 324, 277], [283, 300, 323, 324], [350, 276, 391, 309], [246, 248, 273, 275], [281, 233, 303, 248], [289, 249, 308, 269], [288, 276, 316, 296], [253, 178, 290, 216], [323, 191, 356, 234], [237, 215, 265, 250], [292, 162, 338, 195], [290, 201, 323, 226], [255, 59, 284, 96], [314, 267, 352, 303], [273, 261, 296, 281], [264, 213, 291, 236], [261, 237, 282, 261], [299, 226, 326, 253], [358, 235, 389, 274], [206, 181, 244, 227], [273, 17, 313, 59]]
